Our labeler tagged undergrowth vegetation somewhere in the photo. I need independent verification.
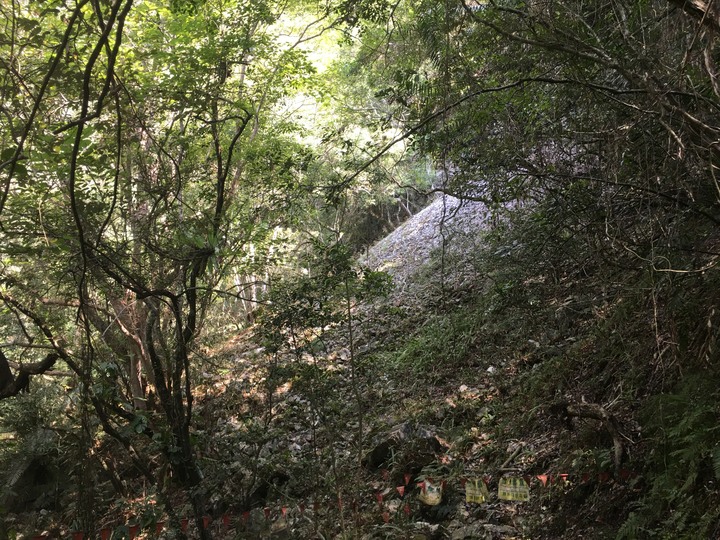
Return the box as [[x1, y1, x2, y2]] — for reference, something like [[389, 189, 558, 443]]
[[351, 194, 720, 538], [4, 186, 720, 539], [3, 0, 720, 537]]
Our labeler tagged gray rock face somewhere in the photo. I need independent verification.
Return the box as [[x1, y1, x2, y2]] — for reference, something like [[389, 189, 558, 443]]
[[362, 195, 491, 291], [448, 520, 519, 540]]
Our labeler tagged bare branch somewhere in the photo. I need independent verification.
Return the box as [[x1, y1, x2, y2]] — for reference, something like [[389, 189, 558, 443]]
[[667, 0, 720, 32]]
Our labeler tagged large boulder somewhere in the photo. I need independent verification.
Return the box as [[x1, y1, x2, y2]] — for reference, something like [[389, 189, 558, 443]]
[[363, 422, 446, 481], [2, 428, 61, 512]]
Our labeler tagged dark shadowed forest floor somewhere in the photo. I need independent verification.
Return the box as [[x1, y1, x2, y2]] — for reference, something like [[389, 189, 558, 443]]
[[5, 195, 720, 539]]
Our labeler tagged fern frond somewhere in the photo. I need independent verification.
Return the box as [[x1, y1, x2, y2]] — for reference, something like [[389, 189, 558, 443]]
[[712, 446, 720, 480]]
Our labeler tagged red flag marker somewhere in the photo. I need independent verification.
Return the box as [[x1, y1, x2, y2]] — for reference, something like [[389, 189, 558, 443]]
[[264, 507, 271, 520], [156, 521, 165, 534], [559, 473, 569, 484], [404, 473, 412, 485], [129, 524, 139, 540], [203, 515, 211, 529], [282, 506, 288, 517], [72, 533, 84, 540], [537, 474, 548, 487], [396, 486, 405, 497], [222, 514, 230, 528], [417, 481, 426, 492], [100, 529, 111, 540], [375, 492, 384, 505]]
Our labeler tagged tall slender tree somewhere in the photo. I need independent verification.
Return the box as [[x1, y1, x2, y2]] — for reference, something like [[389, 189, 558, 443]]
[[0, 0, 346, 535]]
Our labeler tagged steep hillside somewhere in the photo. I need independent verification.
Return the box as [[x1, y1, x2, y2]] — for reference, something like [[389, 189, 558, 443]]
[[203, 194, 720, 539], [5, 196, 720, 540], [357, 197, 720, 539]]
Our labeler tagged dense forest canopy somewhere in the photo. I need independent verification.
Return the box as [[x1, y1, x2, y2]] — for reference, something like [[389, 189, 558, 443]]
[[2, 0, 720, 538]]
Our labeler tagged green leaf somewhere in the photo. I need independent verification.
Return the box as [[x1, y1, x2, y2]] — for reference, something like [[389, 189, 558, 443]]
[[13, 163, 28, 180]]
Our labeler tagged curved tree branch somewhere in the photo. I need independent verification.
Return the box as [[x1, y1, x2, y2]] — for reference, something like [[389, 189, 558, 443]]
[[0, 0, 91, 219], [0, 348, 58, 399]]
